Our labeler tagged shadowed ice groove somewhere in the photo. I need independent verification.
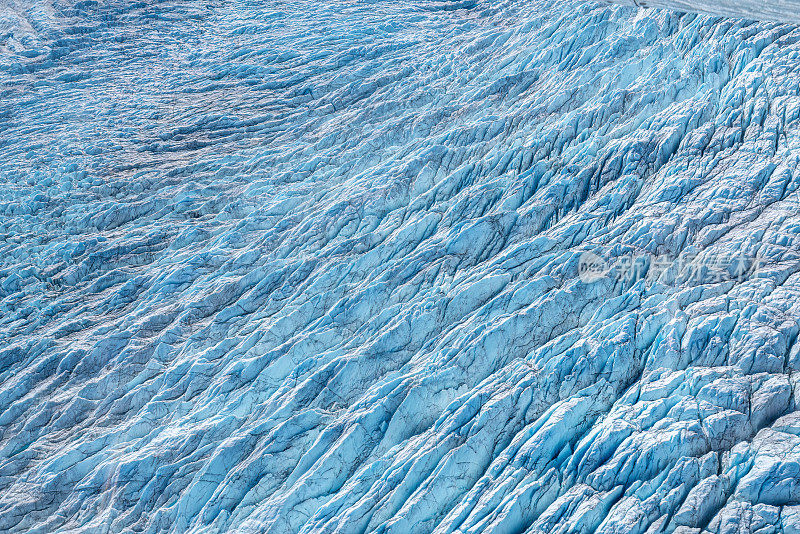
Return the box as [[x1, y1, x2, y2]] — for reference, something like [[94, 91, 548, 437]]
[[4, 0, 800, 532]]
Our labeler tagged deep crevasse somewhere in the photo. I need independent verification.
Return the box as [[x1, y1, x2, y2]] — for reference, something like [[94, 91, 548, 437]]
[[3, 0, 800, 532]]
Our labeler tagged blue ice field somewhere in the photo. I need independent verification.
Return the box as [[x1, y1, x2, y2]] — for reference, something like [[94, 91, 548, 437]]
[[3, 0, 800, 532]]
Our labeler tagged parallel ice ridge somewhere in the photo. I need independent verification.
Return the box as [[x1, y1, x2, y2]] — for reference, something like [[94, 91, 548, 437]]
[[3, 0, 800, 532], [606, 0, 800, 24]]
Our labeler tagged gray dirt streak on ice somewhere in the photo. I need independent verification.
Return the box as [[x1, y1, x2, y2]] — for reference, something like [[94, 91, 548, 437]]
[[3, 0, 800, 533]]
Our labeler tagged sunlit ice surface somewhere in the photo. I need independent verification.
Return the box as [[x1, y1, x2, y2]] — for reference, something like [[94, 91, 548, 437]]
[[605, 0, 800, 23], [4, 0, 800, 532]]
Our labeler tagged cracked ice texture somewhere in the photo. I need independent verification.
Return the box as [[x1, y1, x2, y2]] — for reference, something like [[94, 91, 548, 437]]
[[3, 0, 800, 532], [606, 0, 800, 25]]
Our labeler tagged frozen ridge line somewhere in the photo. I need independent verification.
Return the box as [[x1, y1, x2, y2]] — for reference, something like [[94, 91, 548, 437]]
[[607, 0, 800, 24], [4, 0, 800, 532]]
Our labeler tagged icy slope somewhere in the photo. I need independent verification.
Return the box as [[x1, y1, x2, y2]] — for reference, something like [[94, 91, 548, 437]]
[[3, 0, 800, 532], [607, 0, 800, 24]]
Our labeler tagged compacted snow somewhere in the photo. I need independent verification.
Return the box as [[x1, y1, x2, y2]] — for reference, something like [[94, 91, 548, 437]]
[[3, 0, 800, 532]]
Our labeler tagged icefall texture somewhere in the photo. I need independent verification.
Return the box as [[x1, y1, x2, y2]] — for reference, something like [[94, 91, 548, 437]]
[[3, 0, 800, 533], [607, 0, 800, 25]]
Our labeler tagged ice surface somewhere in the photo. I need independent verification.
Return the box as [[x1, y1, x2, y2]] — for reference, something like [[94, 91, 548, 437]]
[[3, 0, 800, 532], [607, 0, 800, 24]]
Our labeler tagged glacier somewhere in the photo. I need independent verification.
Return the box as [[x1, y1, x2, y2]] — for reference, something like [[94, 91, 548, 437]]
[[606, 0, 800, 24], [3, 0, 800, 532]]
